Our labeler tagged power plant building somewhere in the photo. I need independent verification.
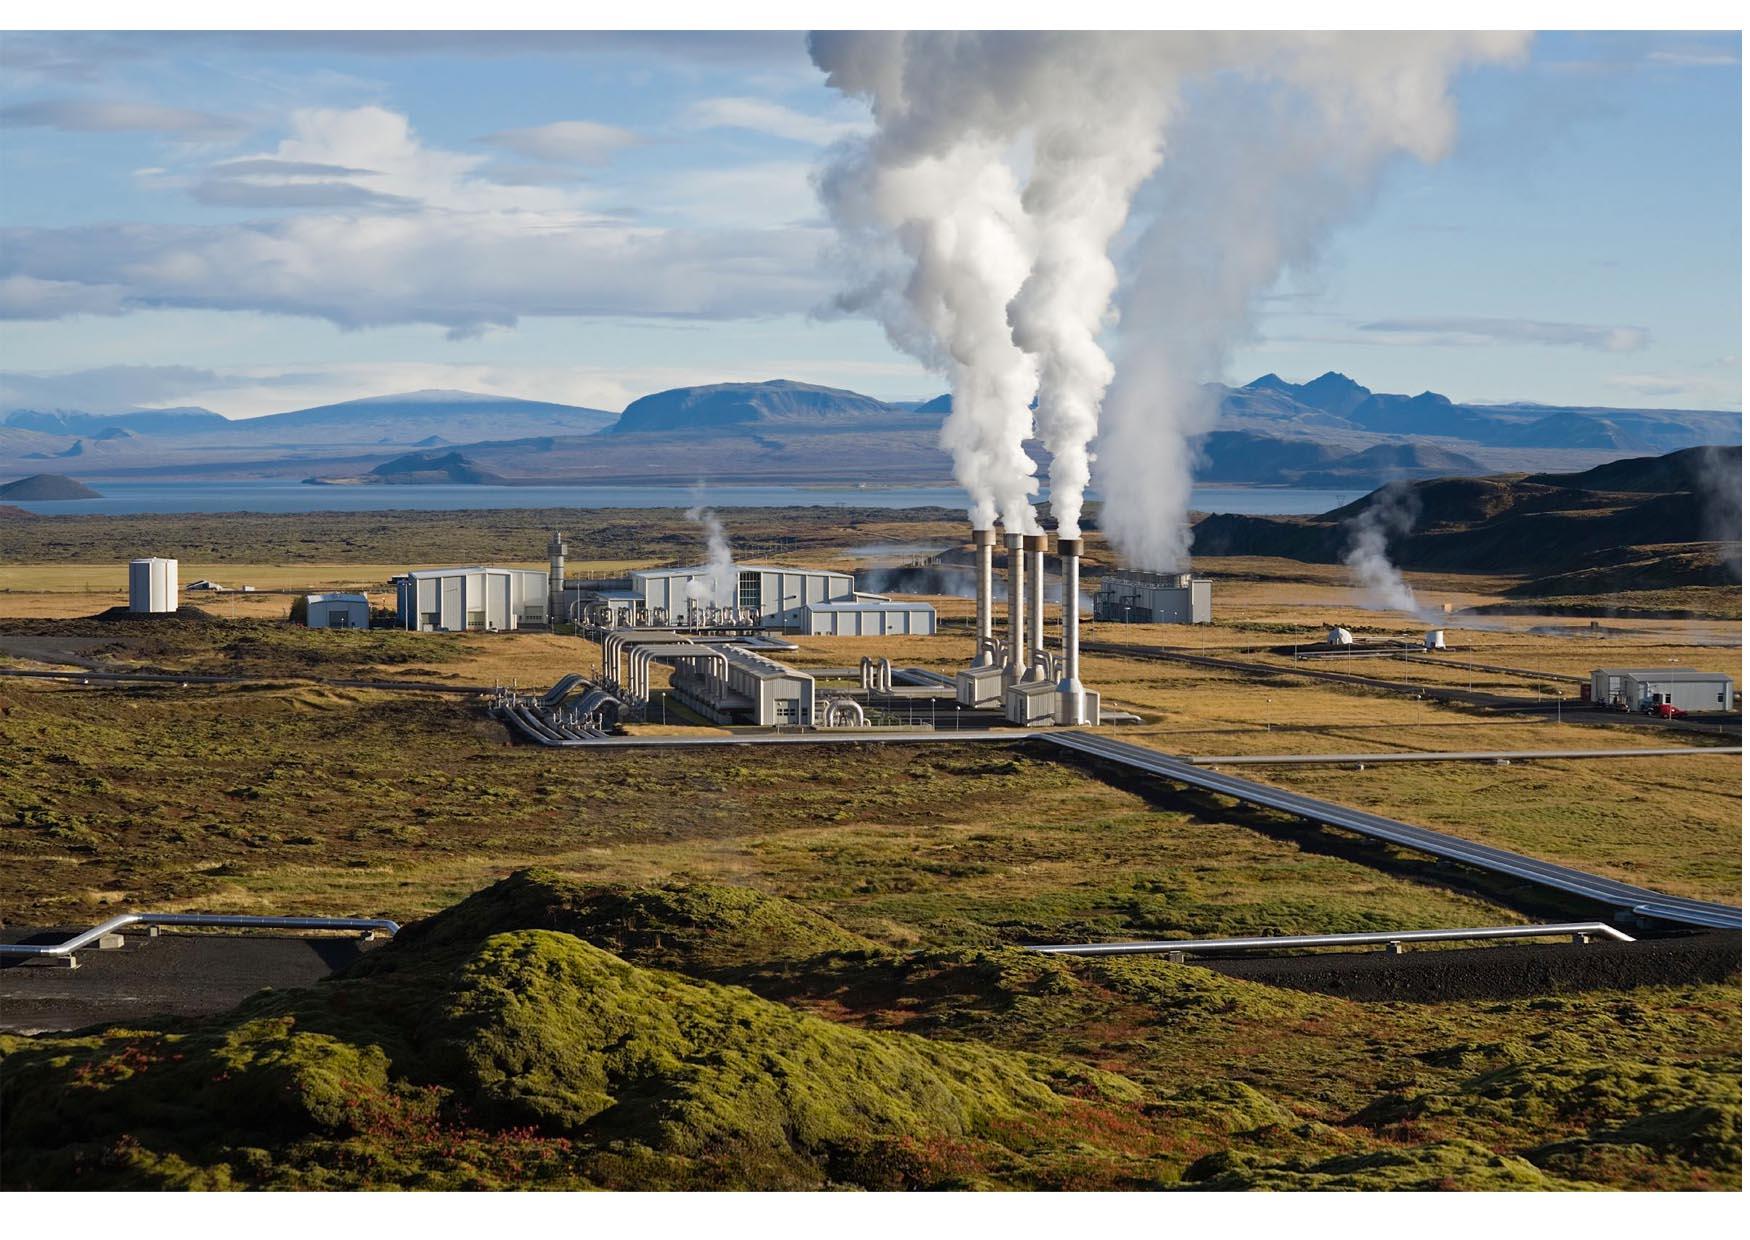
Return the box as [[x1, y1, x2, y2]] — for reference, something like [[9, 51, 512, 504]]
[[801, 599, 937, 636], [395, 566, 548, 632], [1588, 668, 1734, 713], [128, 557, 179, 614], [299, 592, 370, 629], [667, 646, 817, 726], [623, 564, 934, 635], [1094, 570, 1212, 624]]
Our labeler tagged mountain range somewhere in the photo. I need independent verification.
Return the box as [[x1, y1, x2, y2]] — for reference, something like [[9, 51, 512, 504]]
[[1, 373, 1738, 490]]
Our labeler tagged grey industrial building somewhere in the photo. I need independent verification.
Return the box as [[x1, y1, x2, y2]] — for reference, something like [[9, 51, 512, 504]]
[[668, 645, 817, 726], [801, 599, 937, 636], [618, 563, 935, 634], [1094, 570, 1213, 624], [298, 592, 370, 629], [1588, 668, 1735, 713], [395, 566, 549, 632]]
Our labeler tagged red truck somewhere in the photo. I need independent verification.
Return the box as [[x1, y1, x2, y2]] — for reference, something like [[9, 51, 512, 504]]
[[1641, 696, 1687, 719]]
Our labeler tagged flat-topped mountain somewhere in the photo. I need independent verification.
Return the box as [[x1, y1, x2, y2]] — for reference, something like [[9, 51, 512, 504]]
[[610, 379, 919, 435]]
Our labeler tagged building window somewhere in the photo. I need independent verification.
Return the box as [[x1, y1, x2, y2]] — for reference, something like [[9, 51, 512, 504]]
[[738, 571, 760, 610]]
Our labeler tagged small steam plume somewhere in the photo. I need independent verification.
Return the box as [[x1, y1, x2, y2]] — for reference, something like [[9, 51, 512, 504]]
[[1342, 482, 1424, 616], [1691, 445, 1742, 582], [684, 497, 737, 608], [808, 32, 1526, 561]]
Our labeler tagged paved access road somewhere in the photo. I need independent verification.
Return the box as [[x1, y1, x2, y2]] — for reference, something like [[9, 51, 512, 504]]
[[1039, 731, 1743, 931]]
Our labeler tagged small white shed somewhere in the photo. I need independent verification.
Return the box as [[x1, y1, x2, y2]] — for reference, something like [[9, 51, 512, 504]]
[[302, 592, 370, 629]]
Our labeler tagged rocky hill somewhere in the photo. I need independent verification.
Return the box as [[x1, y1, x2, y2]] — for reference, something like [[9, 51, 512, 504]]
[[1191, 446, 1741, 587], [0, 472, 102, 500]]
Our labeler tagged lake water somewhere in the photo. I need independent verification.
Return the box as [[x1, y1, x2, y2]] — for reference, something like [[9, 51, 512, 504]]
[[5, 480, 1367, 517]]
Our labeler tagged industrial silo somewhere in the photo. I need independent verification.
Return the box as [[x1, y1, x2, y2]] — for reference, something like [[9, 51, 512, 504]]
[[128, 557, 179, 613]]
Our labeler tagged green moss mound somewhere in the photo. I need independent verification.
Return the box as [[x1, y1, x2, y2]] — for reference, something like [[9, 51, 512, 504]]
[[1, 874, 1150, 1190], [366, 867, 878, 977], [1354, 1058, 1741, 1174], [1181, 1139, 1577, 1191]]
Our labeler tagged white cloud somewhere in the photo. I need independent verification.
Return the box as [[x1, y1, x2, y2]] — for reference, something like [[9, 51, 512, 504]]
[[1356, 316, 1651, 353], [480, 120, 642, 165], [0, 98, 243, 139], [0, 275, 127, 319], [1605, 371, 1740, 408], [685, 96, 868, 146], [2, 106, 832, 337]]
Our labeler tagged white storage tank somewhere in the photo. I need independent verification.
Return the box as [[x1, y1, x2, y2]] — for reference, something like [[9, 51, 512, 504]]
[[128, 557, 179, 613], [1326, 626, 1353, 646], [1424, 629, 1447, 651]]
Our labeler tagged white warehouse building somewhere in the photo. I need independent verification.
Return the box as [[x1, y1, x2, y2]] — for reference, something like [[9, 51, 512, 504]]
[[298, 592, 370, 629], [1588, 668, 1735, 714], [395, 566, 548, 632], [801, 599, 937, 636], [1094, 570, 1213, 624], [626, 564, 936, 635], [128, 557, 179, 614]]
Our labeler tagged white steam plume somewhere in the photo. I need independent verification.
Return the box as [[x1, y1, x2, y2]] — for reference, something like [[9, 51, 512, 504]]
[[1097, 33, 1528, 570], [810, 33, 1041, 531], [810, 34, 1525, 552], [684, 499, 737, 608], [1342, 483, 1423, 616]]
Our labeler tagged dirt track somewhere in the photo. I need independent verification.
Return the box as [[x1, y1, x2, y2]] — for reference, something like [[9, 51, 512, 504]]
[[1202, 932, 1741, 1002]]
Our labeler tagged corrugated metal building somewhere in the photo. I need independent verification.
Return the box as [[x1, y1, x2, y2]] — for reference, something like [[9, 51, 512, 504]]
[[1094, 570, 1212, 624], [801, 600, 937, 636], [128, 557, 179, 613], [631, 564, 852, 628], [1588, 668, 1735, 713], [669, 645, 816, 726], [300, 592, 370, 629], [395, 566, 548, 632]]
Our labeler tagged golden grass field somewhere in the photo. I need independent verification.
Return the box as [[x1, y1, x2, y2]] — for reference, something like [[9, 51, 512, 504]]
[[1, 547, 1738, 902]]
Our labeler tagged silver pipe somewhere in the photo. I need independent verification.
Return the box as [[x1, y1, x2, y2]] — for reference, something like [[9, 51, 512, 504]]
[[1027, 921, 1635, 957], [1004, 531, 1026, 680], [1024, 533, 1047, 680], [973, 527, 996, 666], [1056, 536, 1085, 723], [0, 912, 402, 960]]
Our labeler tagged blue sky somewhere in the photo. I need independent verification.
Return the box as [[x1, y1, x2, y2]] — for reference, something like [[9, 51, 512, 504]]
[[0, 29, 1739, 417]]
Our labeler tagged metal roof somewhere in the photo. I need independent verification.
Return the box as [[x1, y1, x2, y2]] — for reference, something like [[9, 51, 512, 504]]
[[403, 565, 543, 579], [1594, 668, 1730, 681], [802, 600, 935, 612], [632, 563, 848, 579], [305, 592, 368, 604]]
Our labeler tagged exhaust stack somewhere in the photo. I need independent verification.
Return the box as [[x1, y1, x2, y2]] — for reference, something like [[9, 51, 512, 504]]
[[1004, 531, 1027, 683], [1057, 536, 1088, 725], [1024, 533, 1048, 681], [548, 530, 567, 625], [973, 526, 996, 666]]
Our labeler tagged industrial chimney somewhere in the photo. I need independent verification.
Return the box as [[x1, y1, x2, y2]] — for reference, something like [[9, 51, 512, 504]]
[[1056, 536, 1087, 725], [548, 530, 567, 625], [1024, 533, 1048, 681], [1004, 530, 1027, 685], [973, 526, 996, 666]]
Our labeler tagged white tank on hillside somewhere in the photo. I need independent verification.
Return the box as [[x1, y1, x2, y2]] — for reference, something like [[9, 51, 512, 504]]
[[128, 557, 179, 614], [1326, 626, 1353, 647], [1424, 629, 1447, 651]]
